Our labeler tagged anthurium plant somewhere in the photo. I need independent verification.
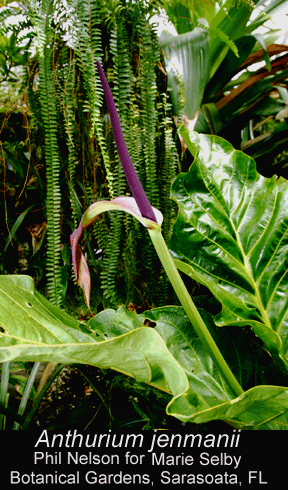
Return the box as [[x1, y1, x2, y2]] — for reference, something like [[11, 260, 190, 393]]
[[1, 63, 288, 429]]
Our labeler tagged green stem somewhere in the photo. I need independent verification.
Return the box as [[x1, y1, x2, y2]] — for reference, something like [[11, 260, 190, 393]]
[[22, 363, 66, 430], [148, 227, 243, 397], [0, 361, 10, 430], [13, 362, 41, 430]]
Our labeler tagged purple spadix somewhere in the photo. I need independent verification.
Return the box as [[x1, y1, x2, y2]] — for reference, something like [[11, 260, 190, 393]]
[[96, 60, 156, 222]]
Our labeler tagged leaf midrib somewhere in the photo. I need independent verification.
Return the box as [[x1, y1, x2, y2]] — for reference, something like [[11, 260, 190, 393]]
[[234, 227, 272, 332], [197, 155, 274, 333]]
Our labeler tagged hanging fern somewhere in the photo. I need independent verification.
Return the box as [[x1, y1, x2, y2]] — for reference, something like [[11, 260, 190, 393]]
[[31, 0, 62, 306], [72, 0, 114, 198], [100, 11, 133, 303], [159, 94, 178, 244], [62, 48, 79, 227], [27, 0, 178, 308], [157, 93, 179, 305], [137, 20, 159, 208], [134, 19, 161, 304]]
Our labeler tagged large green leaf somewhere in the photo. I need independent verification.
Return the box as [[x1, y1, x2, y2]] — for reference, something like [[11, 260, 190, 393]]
[[91, 306, 288, 429], [1, 276, 288, 428], [0, 275, 187, 395], [169, 128, 288, 372]]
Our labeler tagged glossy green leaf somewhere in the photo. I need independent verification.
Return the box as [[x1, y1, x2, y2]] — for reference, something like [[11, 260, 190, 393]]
[[90, 305, 288, 428], [145, 307, 288, 429], [170, 128, 288, 371], [0, 276, 287, 428], [0, 275, 187, 397]]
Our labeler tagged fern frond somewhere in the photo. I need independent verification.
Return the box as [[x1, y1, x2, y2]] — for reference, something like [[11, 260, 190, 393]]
[[157, 93, 179, 305], [31, 0, 63, 306], [136, 19, 160, 297], [212, 27, 239, 57], [61, 47, 79, 227], [198, 20, 239, 58], [72, 0, 114, 197], [100, 13, 132, 303], [160, 93, 178, 244]]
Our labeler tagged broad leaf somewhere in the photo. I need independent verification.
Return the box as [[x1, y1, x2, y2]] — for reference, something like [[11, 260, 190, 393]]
[[145, 308, 288, 429], [91, 305, 288, 429], [170, 129, 288, 372], [0, 276, 288, 429], [0, 275, 187, 396]]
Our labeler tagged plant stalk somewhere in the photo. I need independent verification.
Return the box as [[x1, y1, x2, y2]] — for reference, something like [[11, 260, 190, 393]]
[[13, 361, 41, 430], [148, 228, 243, 398], [22, 363, 66, 430], [0, 361, 10, 429]]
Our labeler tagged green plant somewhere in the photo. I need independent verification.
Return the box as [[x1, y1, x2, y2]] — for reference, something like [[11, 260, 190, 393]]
[[239, 82, 288, 178], [159, 0, 288, 173], [1, 0, 180, 308], [2, 70, 288, 429], [171, 127, 288, 375], [0, 360, 42, 429], [68, 67, 288, 427]]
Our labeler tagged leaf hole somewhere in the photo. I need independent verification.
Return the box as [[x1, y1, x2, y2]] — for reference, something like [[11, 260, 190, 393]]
[[0, 326, 5, 333], [144, 319, 156, 328], [27, 302, 32, 307]]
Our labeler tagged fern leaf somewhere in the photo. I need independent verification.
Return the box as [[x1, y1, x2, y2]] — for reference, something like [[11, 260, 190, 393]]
[[32, 0, 63, 306]]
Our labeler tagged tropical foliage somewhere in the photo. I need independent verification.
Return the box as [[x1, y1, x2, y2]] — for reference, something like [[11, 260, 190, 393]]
[[1, 0, 288, 430], [2, 129, 288, 429], [1, 0, 178, 310], [160, 0, 288, 176]]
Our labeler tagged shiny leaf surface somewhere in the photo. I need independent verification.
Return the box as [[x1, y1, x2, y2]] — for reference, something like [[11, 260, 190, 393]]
[[0, 276, 288, 428], [145, 307, 288, 429], [0, 275, 187, 395], [170, 129, 288, 370]]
